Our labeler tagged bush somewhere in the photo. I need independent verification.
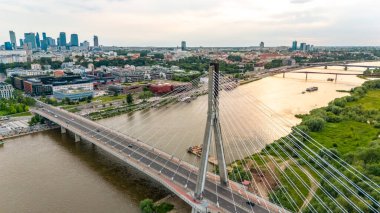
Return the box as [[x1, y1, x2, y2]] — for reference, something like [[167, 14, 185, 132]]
[[304, 117, 325, 132], [326, 112, 342, 123], [345, 95, 359, 102], [139, 199, 155, 213], [155, 202, 174, 213], [139, 199, 174, 213], [332, 98, 347, 107], [374, 122, 380, 129], [328, 105, 343, 115]]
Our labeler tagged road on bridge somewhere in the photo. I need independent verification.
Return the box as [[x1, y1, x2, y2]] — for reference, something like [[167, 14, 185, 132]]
[[33, 103, 277, 213]]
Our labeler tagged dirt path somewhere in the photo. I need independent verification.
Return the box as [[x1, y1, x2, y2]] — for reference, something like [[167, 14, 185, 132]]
[[299, 169, 319, 212]]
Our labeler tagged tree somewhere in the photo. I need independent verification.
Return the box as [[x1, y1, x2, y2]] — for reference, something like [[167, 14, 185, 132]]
[[139, 91, 153, 100], [304, 117, 325, 132], [126, 93, 133, 105], [227, 55, 242, 62], [9, 105, 17, 114], [64, 57, 71, 62], [139, 199, 155, 213], [155, 202, 174, 213]]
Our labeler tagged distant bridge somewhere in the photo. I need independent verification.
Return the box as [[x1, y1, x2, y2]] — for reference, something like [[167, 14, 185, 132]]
[[306, 63, 380, 70], [282, 71, 363, 82]]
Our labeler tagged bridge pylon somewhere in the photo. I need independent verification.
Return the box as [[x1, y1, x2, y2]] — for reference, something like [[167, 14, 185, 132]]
[[194, 63, 229, 201]]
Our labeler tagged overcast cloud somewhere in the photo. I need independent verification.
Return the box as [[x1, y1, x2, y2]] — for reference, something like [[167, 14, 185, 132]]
[[0, 0, 379, 46]]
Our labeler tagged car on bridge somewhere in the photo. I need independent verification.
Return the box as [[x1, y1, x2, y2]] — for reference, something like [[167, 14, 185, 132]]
[[246, 201, 255, 207]]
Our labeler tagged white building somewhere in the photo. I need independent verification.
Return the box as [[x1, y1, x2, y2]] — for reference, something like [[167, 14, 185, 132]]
[[52, 82, 93, 92], [0, 82, 14, 99], [31, 64, 42, 70], [6, 68, 50, 77], [0, 50, 28, 64]]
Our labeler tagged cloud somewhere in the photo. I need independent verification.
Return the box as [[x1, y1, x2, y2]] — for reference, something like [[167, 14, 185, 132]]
[[290, 0, 313, 3], [0, 0, 379, 46]]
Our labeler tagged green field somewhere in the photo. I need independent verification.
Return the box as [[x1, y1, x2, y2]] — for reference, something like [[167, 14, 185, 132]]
[[232, 80, 380, 212], [270, 165, 312, 211], [9, 112, 32, 117], [93, 95, 125, 102], [309, 121, 378, 155], [348, 90, 380, 110]]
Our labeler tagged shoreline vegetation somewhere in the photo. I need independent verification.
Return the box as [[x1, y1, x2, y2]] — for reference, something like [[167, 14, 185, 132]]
[[229, 80, 380, 212]]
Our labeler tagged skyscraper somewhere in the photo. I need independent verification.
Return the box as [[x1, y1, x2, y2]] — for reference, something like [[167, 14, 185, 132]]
[[292, 41, 298, 51], [19, 39, 24, 46], [4, 42, 13, 50], [24, 32, 37, 49], [260, 41, 264, 48], [35, 32, 41, 48], [70, 34, 79, 46], [305, 44, 311, 52], [59, 32, 67, 47], [93, 35, 99, 47], [47, 37, 56, 46], [9, 31, 16, 49], [300, 42, 306, 52], [42, 32, 47, 41], [181, 41, 186, 51]]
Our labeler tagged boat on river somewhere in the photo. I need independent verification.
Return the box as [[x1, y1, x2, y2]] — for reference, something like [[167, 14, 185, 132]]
[[187, 145, 218, 165], [306, 87, 318, 92]]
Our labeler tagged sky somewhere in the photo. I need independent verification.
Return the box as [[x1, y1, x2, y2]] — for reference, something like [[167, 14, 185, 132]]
[[0, 0, 379, 47]]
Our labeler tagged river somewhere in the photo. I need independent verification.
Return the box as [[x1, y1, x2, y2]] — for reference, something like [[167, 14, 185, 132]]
[[97, 64, 368, 164], [0, 130, 168, 213], [0, 63, 375, 212]]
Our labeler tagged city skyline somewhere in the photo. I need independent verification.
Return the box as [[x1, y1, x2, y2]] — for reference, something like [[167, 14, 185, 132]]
[[0, 0, 379, 47]]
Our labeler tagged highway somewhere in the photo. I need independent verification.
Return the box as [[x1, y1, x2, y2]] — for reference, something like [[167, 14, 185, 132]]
[[33, 102, 278, 213]]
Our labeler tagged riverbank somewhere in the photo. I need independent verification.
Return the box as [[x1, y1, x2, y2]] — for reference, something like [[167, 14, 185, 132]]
[[154, 194, 192, 213], [0, 123, 58, 141], [229, 79, 380, 212]]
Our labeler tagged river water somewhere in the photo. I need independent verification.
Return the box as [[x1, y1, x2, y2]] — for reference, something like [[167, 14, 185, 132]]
[[0, 63, 375, 212], [0, 131, 168, 213], [97, 65, 368, 164]]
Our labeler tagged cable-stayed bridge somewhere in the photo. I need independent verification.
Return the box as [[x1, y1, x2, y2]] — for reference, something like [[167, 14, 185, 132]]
[[32, 63, 380, 213]]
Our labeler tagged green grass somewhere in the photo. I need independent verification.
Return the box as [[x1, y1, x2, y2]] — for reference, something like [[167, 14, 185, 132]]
[[0, 110, 32, 117], [93, 95, 125, 102], [0, 110, 8, 116], [68, 108, 80, 113], [9, 111, 32, 117], [348, 90, 380, 110], [274, 165, 311, 210], [309, 121, 378, 155], [266, 82, 380, 211]]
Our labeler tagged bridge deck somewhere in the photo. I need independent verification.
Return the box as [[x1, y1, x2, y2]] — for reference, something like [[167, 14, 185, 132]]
[[33, 103, 285, 213]]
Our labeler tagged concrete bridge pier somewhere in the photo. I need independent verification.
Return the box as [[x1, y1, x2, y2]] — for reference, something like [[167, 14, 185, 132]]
[[344, 66, 348, 71], [191, 206, 207, 213], [335, 74, 338, 82], [324, 66, 328, 69], [61, 126, 67, 134], [283, 72, 285, 78], [74, 134, 81, 142], [305, 73, 308, 81]]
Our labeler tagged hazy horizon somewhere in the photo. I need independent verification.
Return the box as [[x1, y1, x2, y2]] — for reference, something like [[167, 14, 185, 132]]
[[1, 0, 380, 47]]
